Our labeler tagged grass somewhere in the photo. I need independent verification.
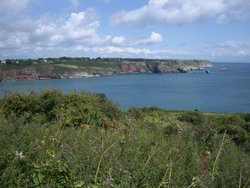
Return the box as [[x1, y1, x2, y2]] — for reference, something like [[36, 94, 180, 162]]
[[0, 90, 249, 187]]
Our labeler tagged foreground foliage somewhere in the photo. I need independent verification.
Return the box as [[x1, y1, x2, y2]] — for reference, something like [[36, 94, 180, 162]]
[[0, 91, 249, 187]]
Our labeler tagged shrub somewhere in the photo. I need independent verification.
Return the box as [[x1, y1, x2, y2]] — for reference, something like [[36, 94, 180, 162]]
[[178, 111, 206, 125]]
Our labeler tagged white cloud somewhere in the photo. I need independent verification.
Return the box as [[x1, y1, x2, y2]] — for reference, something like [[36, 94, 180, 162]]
[[131, 32, 162, 45], [112, 36, 126, 45], [60, 11, 100, 42], [0, 9, 111, 58], [1, 10, 105, 49], [0, 0, 29, 14], [111, 32, 162, 46], [111, 0, 250, 26], [93, 46, 152, 55], [74, 40, 250, 60], [73, 45, 191, 59], [0, 7, 164, 59], [204, 40, 250, 61]]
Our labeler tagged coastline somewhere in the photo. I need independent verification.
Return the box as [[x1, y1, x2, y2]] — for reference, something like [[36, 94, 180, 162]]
[[0, 57, 213, 82]]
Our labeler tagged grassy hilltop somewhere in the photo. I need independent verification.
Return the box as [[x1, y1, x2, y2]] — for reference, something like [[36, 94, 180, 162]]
[[0, 90, 249, 187], [0, 57, 212, 81]]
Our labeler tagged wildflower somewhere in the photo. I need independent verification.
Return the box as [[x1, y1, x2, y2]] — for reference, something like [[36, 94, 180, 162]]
[[16, 151, 25, 160]]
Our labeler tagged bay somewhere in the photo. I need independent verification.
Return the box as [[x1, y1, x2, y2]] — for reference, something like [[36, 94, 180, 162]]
[[1, 63, 250, 113]]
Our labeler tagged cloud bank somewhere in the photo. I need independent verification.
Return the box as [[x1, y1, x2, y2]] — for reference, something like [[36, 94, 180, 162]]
[[111, 0, 250, 26], [205, 40, 250, 60], [0, 6, 163, 58]]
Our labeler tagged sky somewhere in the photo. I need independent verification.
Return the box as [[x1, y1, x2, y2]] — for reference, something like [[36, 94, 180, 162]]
[[0, 0, 250, 62]]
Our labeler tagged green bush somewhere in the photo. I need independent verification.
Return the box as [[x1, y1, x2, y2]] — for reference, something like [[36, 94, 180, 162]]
[[178, 111, 206, 125]]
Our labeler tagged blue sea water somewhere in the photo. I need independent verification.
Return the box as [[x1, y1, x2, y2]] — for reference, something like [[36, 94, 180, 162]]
[[1, 63, 250, 113]]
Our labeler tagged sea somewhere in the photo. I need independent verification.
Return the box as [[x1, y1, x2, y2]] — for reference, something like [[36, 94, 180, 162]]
[[1, 63, 250, 113]]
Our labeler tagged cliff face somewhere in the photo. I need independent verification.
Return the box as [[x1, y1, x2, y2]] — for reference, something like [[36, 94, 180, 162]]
[[119, 64, 139, 73], [0, 58, 212, 81], [118, 60, 212, 74]]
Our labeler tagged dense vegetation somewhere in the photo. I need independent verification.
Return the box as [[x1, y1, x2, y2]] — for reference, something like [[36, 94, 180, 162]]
[[0, 90, 249, 187]]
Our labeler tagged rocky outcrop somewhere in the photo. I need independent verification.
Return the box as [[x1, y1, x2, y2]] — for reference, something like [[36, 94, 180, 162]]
[[117, 61, 212, 74], [16, 71, 39, 80], [65, 72, 100, 79]]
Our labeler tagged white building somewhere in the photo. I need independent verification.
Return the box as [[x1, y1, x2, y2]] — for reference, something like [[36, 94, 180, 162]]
[[1, 59, 6, 64]]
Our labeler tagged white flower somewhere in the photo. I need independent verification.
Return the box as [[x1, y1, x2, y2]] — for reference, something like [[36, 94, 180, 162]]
[[16, 151, 25, 160]]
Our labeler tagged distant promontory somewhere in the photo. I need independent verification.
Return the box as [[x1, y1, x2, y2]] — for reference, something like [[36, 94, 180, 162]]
[[0, 57, 212, 81]]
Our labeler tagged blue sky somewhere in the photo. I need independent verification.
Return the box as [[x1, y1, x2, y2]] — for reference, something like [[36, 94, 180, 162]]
[[0, 0, 250, 62]]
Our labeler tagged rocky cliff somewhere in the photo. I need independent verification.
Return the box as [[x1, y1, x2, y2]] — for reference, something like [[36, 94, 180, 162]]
[[118, 60, 212, 74]]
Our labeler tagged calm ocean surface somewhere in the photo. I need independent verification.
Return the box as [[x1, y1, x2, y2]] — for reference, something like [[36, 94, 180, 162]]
[[1, 63, 250, 113]]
